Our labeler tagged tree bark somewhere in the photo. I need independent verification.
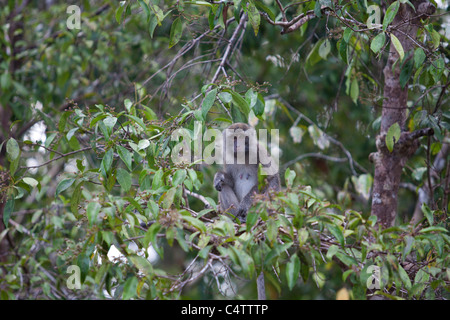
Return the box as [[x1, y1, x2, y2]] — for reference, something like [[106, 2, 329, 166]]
[[371, 0, 435, 227]]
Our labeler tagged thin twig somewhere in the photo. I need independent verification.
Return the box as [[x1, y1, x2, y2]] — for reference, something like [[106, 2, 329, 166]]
[[211, 13, 248, 83], [20, 146, 93, 170]]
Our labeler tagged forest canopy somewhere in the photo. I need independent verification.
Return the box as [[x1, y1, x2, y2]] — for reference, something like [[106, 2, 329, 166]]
[[0, 0, 449, 300]]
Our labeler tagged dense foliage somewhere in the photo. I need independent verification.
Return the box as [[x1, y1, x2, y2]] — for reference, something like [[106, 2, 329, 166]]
[[0, 0, 448, 300]]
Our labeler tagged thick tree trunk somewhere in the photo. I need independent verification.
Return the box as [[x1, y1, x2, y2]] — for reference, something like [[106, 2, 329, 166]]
[[371, 0, 435, 227]]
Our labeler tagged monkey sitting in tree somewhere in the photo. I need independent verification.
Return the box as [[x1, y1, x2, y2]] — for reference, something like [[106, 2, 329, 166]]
[[214, 122, 280, 223], [213, 122, 280, 300]]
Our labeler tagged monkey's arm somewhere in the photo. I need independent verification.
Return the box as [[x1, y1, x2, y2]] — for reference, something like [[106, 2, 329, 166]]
[[215, 171, 241, 218]]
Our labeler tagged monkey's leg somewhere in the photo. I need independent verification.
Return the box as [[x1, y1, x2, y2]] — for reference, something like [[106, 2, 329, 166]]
[[218, 185, 240, 219], [235, 185, 258, 223]]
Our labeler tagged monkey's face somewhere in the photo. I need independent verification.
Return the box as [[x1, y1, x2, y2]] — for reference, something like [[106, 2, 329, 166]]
[[223, 123, 257, 165]]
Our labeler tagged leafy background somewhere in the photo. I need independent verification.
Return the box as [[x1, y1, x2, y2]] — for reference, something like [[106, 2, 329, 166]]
[[0, 0, 448, 300]]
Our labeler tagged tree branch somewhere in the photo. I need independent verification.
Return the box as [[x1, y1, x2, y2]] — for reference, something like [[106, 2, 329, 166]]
[[20, 146, 93, 170]]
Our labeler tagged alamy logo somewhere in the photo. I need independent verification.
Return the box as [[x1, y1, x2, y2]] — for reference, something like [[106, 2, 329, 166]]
[[170, 122, 279, 175], [66, 5, 81, 30], [66, 265, 81, 290], [366, 265, 381, 290]]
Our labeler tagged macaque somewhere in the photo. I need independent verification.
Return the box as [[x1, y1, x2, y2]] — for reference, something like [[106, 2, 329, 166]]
[[213, 123, 280, 300], [214, 122, 280, 222]]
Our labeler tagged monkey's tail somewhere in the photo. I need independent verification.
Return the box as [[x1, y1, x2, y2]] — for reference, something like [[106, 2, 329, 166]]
[[257, 272, 266, 300]]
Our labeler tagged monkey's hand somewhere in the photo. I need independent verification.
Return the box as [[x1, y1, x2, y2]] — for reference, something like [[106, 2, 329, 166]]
[[214, 172, 226, 191]]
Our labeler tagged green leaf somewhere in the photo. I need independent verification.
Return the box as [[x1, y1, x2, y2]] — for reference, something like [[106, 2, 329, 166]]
[[429, 56, 444, 83], [390, 34, 404, 61], [0, 72, 12, 90], [253, 94, 265, 116], [343, 27, 353, 43], [147, 1, 165, 25], [398, 265, 412, 290], [169, 17, 183, 48], [264, 242, 293, 265], [421, 203, 433, 226], [66, 128, 78, 142], [298, 228, 309, 246], [286, 254, 300, 290], [314, 0, 322, 17], [86, 201, 101, 226], [58, 111, 71, 132], [152, 169, 164, 190], [308, 125, 329, 150], [351, 174, 373, 201], [71, 182, 83, 214], [289, 126, 305, 144], [399, 58, 413, 89], [231, 90, 250, 116], [124, 114, 147, 131], [326, 244, 339, 261], [144, 221, 161, 250], [350, 78, 359, 104], [385, 122, 401, 152], [284, 168, 296, 188], [383, 1, 399, 31], [414, 48, 426, 69], [77, 254, 90, 283], [327, 224, 344, 247], [116, 145, 133, 171], [149, 15, 158, 38], [430, 29, 440, 49], [115, 1, 126, 24], [176, 227, 189, 252], [335, 251, 358, 266], [318, 39, 331, 60], [6, 138, 20, 161], [56, 178, 76, 196], [9, 156, 19, 176], [370, 32, 386, 54], [219, 91, 232, 103], [117, 168, 132, 192], [122, 276, 138, 300], [100, 149, 114, 178], [162, 187, 177, 209], [3, 197, 14, 228], [103, 116, 117, 134], [254, 0, 275, 21], [338, 39, 348, 64], [182, 215, 206, 233], [231, 246, 255, 278], [172, 169, 187, 187], [201, 88, 217, 119], [138, 139, 150, 151], [247, 0, 261, 36], [419, 226, 448, 233], [306, 39, 323, 66], [22, 177, 38, 188], [130, 256, 153, 278], [266, 218, 277, 244], [138, 0, 150, 20], [402, 235, 414, 261]]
